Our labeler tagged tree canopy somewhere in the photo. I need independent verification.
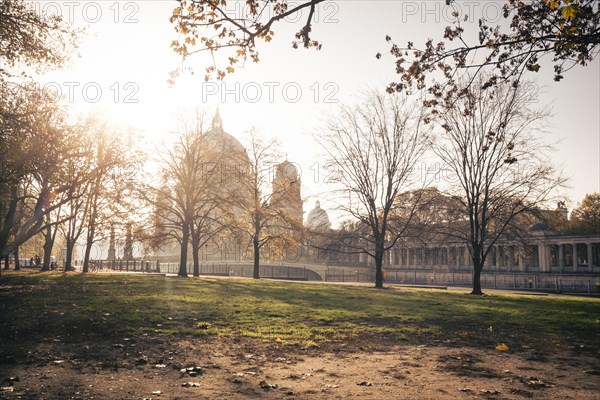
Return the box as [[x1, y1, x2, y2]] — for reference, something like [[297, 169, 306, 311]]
[[383, 0, 600, 95], [168, 1, 599, 88], [569, 193, 600, 234], [169, 0, 325, 81], [0, 0, 79, 82]]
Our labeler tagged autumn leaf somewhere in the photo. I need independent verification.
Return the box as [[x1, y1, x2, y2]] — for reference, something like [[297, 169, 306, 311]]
[[562, 5, 578, 21], [226, 66, 235, 74], [495, 343, 509, 351]]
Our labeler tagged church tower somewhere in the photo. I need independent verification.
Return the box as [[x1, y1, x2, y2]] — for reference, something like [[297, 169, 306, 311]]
[[272, 160, 303, 226]]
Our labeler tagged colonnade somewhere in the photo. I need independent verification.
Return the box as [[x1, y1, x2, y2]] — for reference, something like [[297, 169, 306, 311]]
[[384, 238, 600, 273]]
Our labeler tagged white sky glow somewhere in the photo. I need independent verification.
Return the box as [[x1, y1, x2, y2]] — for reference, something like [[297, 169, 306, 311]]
[[35, 0, 600, 220]]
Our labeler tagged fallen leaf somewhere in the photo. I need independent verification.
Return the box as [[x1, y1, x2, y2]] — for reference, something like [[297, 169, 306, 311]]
[[259, 380, 278, 389], [495, 343, 509, 351], [480, 389, 500, 394]]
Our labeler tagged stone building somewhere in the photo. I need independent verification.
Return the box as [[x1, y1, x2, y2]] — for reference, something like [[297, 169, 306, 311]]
[[150, 111, 304, 263], [311, 198, 600, 275]]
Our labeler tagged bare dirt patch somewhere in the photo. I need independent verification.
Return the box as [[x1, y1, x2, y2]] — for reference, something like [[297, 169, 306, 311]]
[[1, 336, 598, 400]]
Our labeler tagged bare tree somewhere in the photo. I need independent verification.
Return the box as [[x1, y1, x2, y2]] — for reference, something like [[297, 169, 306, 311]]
[[435, 76, 566, 295], [60, 147, 94, 271], [227, 130, 302, 279], [153, 118, 206, 277], [316, 91, 430, 288], [81, 119, 141, 273], [144, 111, 225, 277], [189, 130, 229, 277]]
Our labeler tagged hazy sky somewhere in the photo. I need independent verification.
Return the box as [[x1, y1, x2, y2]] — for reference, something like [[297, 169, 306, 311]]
[[39, 0, 600, 217]]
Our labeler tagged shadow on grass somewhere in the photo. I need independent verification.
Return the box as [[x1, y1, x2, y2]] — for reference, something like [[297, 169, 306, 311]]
[[1, 272, 598, 366]]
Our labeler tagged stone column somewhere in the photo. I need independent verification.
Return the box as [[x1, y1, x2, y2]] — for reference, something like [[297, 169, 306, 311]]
[[572, 243, 578, 268], [538, 244, 548, 272], [519, 247, 525, 272], [587, 243, 593, 272], [558, 244, 564, 272], [107, 225, 116, 261], [123, 222, 134, 261]]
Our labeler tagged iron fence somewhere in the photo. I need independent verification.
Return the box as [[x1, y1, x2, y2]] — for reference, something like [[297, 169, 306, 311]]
[[88, 259, 600, 294]]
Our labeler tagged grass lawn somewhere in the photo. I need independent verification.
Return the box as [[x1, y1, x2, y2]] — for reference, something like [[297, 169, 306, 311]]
[[1, 271, 598, 352]]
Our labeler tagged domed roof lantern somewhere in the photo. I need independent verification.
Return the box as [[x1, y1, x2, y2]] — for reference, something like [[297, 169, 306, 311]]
[[307, 199, 330, 231], [212, 107, 223, 131]]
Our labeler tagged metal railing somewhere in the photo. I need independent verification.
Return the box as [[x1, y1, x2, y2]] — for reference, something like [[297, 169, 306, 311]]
[[88, 259, 600, 294]]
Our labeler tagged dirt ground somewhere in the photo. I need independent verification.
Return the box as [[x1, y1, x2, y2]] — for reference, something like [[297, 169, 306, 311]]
[[1, 334, 599, 400]]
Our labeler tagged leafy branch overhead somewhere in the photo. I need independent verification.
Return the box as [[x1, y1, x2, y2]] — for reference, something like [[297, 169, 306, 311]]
[[381, 0, 599, 96], [169, 0, 325, 82], [0, 0, 81, 82]]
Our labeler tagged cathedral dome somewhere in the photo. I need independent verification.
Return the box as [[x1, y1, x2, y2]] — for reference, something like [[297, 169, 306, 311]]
[[306, 200, 330, 232], [206, 109, 248, 163], [276, 160, 299, 180]]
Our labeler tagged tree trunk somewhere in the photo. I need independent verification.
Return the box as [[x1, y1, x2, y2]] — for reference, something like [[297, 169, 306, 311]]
[[471, 250, 484, 295], [471, 266, 483, 295], [0, 189, 18, 260], [82, 192, 99, 274], [42, 225, 53, 271], [253, 236, 260, 279], [65, 240, 76, 272], [192, 237, 200, 277], [13, 247, 20, 271], [3, 255, 9, 270], [374, 248, 384, 289], [82, 233, 94, 273], [178, 224, 189, 277], [82, 219, 97, 273]]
